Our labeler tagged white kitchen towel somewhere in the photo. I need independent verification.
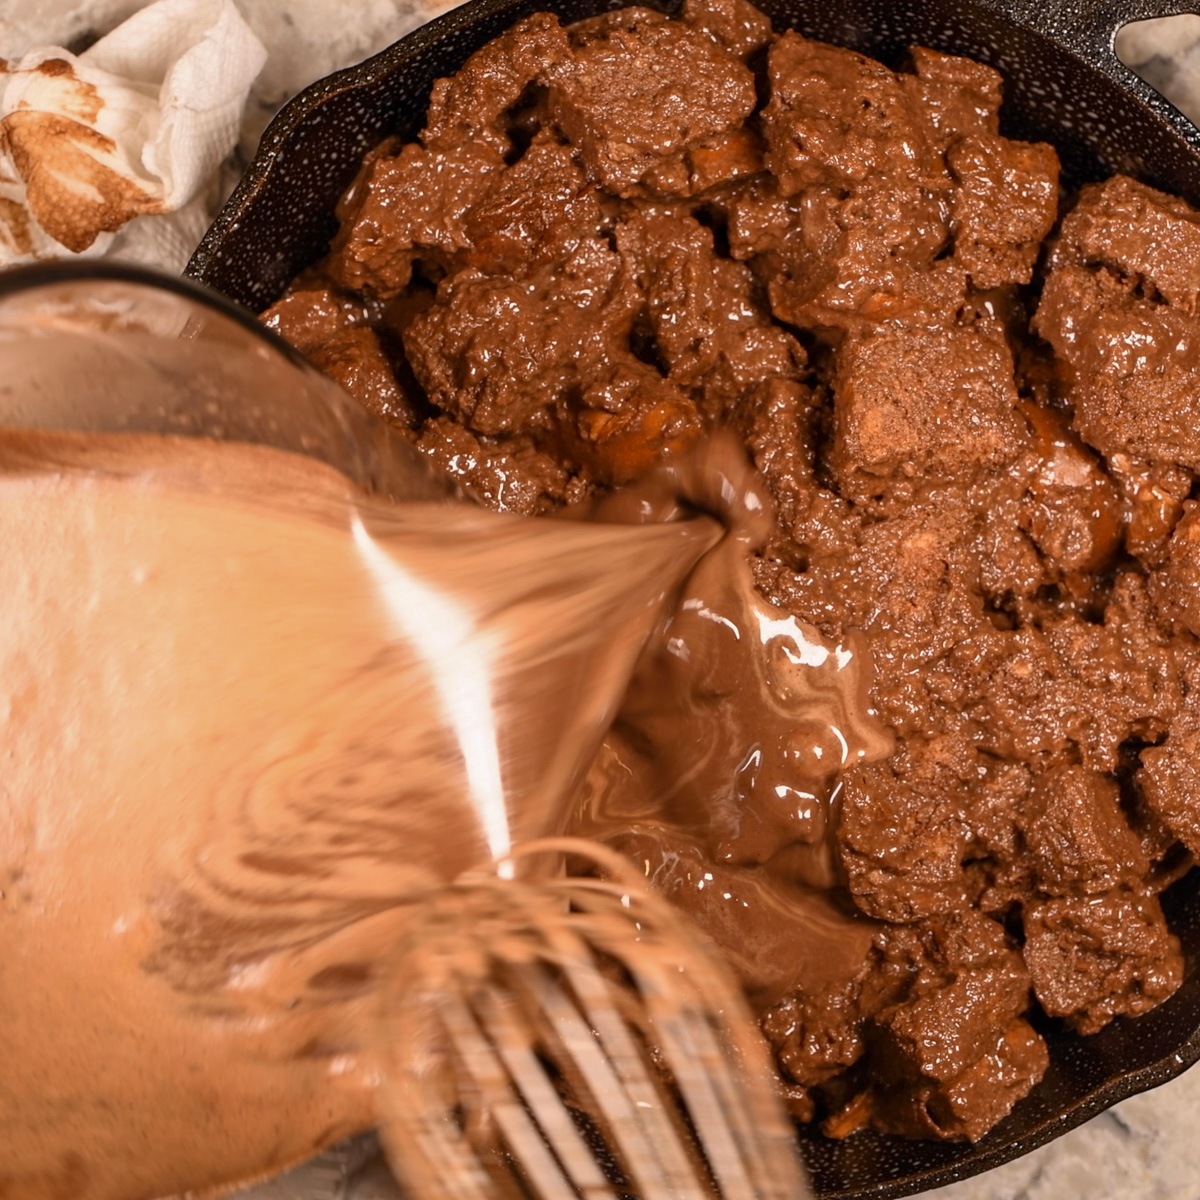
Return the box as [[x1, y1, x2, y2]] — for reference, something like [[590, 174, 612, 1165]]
[[0, 0, 265, 269]]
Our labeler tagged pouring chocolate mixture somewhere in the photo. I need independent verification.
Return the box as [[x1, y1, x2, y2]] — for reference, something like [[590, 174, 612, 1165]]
[[263, 0, 1200, 1144], [0, 425, 757, 1198]]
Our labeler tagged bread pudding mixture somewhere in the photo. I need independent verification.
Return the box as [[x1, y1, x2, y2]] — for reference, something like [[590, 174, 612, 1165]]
[[263, 0, 1200, 1142]]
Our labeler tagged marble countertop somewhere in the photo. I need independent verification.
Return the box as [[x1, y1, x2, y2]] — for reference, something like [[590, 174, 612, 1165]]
[[5, 2, 1200, 1198]]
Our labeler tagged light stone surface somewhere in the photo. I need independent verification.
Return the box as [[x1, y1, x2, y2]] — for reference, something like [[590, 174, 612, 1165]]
[[923, 1063, 1200, 1200], [3, 3, 1200, 1199]]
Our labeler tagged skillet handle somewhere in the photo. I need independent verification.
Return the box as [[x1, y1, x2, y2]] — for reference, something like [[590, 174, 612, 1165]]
[[980, 0, 1200, 149], [984, 0, 1200, 63]]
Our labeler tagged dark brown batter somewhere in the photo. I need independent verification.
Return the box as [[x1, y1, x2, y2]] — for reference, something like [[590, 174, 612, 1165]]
[[262, 0, 1200, 1143]]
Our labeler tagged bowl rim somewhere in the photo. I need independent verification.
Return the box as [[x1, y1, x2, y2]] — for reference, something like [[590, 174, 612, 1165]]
[[0, 260, 311, 369]]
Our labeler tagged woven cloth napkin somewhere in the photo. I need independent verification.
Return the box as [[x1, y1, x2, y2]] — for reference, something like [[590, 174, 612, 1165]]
[[0, 0, 264, 270]]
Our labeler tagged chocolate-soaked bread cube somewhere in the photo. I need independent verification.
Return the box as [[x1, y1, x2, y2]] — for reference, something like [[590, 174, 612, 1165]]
[[720, 175, 800, 261], [642, 127, 765, 198], [305, 326, 416, 428], [1023, 888, 1183, 1034], [415, 417, 572, 515], [334, 14, 576, 292], [948, 134, 1059, 288], [972, 595, 1178, 774], [1019, 765, 1149, 896], [544, 9, 756, 196], [404, 237, 638, 436], [1035, 263, 1200, 471], [328, 139, 503, 298], [1056, 175, 1200, 315], [727, 377, 819, 533], [1139, 730, 1200, 860], [768, 905, 1039, 1138], [845, 911, 1046, 1141], [1107, 454, 1192, 566], [260, 282, 372, 355], [405, 269, 574, 435], [837, 751, 971, 923], [1151, 502, 1200, 636], [421, 12, 570, 154], [461, 136, 603, 275], [763, 973, 873, 1094], [975, 490, 1048, 610], [1138, 650, 1200, 857], [615, 211, 804, 408], [722, 174, 954, 329], [871, 1019, 1048, 1141], [902, 46, 1001, 143], [681, 0, 773, 60], [765, 182, 962, 332], [829, 322, 1026, 499], [794, 496, 984, 701], [260, 285, 419, 427], [1020, 402, 1123, 575], [963, 759, 1033, 892], [568, 359, 704, 484], [762, 32, 941, 196], [874, 908, 1024, 992], [873, 943, 1031, 1085]]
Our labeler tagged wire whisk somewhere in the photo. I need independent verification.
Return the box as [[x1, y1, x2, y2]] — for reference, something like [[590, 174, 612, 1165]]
[[374, 839, 810, 1200]]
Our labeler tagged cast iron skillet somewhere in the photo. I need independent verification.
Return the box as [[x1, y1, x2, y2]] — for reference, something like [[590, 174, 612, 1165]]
[[187, 0, 1200, 1195]]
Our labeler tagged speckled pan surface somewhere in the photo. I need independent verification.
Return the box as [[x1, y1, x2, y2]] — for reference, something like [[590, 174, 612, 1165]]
[[187, 0, 1200, 1196]]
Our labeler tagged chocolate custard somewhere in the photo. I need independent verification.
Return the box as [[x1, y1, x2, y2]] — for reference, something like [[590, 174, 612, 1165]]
[[263, 0, 1200, 1142]]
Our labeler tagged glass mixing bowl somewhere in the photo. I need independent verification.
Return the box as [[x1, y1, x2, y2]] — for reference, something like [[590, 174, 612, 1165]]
[[0, 261, 444, 502]]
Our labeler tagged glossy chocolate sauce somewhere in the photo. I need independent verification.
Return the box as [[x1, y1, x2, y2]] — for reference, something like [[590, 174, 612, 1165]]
[[571, 491, 891, 1005]]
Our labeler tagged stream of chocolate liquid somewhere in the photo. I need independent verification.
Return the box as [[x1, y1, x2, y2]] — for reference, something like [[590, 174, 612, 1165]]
[[0, 428, 887, 1199]]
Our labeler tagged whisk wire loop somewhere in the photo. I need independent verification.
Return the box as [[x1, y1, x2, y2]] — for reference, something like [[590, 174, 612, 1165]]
[[374, 838, 811, 1200]]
